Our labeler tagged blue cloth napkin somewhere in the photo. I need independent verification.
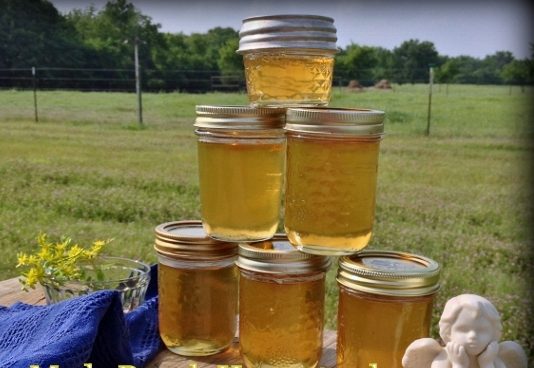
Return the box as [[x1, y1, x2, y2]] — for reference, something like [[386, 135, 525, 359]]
[[0, 266, 162, 368]]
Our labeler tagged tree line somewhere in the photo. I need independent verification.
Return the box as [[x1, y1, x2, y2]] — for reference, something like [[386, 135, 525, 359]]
[[0, 0, 532, 92]]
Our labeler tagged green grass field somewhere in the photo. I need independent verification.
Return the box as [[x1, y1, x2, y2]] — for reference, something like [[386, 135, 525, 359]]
[[0, 85, 532, 360]]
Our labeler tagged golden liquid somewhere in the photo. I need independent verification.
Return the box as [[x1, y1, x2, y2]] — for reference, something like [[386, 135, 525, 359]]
[[158, 262, 238, 356], [198, 138, 285, 241], [337, 287, 434, 368], [239, 271, 325, 368], [244, 53, 334, 106], [284, 135, 380, 255]]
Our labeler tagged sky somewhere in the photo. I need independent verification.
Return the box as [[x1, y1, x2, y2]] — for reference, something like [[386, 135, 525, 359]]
[[51, 0, 534, 59]]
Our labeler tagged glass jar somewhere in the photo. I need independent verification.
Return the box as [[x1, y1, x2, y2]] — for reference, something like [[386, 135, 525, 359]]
[[237, 15, 338, 107], [284, 107, 385, 255], [154, 220, 238, 356], [336, 250, 440, 368], [195, 105, 286, 242], [236, 234, 331, 368]]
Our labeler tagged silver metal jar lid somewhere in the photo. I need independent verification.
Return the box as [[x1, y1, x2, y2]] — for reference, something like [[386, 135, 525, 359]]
[[237, 14, 338, 54], [285, 107, 385, 136], [236, 234, 331, 274], [154, 220, 237, 260], [337, 250, 440, 297], [194, 105, 286, 130]]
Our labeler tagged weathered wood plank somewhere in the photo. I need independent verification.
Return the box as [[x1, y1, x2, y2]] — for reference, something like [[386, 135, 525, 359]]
[[0, 277, 46, 306], [0, 277, 338, 367]]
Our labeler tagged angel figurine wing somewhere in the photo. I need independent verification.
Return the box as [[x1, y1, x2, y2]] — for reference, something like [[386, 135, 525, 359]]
[[498, 341, 528, 368], [402, 338, 443, 368]]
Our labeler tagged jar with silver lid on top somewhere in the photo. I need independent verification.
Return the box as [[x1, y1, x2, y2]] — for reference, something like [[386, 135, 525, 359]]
[[154, 220, 238, 356], [195, 105, 286, 242], [237, 15, 338, 107], [284, 107, 385, 255], [236, 234, 331, 368], [336, 250, 440, 368]]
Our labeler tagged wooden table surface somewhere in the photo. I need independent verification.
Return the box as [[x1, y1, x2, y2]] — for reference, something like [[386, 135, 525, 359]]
[[0, 277, 337, 367]]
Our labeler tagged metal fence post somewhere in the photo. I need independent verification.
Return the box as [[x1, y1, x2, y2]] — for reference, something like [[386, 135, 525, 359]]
[[425, 66, 434, 136], [134, 36, 143, 125], [32, 67, 38, 122]]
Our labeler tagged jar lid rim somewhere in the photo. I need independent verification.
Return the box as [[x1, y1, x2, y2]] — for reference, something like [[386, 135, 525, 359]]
[[237, 14, 337, 53], [195, 105, 286, 130], [154, 221, 237, 259], [236, 234, 331, 274], [285, 107, 385, 135], [337, 250, 440, 297]]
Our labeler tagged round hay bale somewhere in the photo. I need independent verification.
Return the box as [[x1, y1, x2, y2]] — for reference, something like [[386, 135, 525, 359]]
[[374, 79, 392, 89], [346, 79, 363, 92]]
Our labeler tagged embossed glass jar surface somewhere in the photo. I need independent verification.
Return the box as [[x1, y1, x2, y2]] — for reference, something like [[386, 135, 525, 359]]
[[154, 221, 238, 356], [237, 15, 337, 107], [336, 251, 440, 368], [195, 106, 286, 242], [236, 235, 331, 368], [284, 108, 385, 255]]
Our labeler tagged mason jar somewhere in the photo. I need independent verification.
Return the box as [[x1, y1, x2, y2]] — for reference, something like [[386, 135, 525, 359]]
[[284, 107, 385, 255], [237, 15, 338, 107], [236, 234, 331, 368], [336, 250, 440, 368], [154, 220, 238, 356], [195, 105, 286, 242]]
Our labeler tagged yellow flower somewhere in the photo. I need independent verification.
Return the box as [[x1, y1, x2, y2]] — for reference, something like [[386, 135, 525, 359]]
[[23, 267, 43, 289], [67, 244, 84, 259], [16, 253, 29, 267], [17, 233, 111, 291]]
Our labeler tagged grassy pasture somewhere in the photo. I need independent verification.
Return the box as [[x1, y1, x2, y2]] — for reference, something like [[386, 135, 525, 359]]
[[0, 85, 532, 360]]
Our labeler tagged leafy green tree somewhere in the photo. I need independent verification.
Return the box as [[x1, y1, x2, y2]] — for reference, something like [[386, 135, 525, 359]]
[[449, 56, 482, 83], [2, 0, 531, 91], [0, 0, 89, 68], [218, 38, 243, 76], [66, 0, 163, 69], [393, 39, 440, 83], [371, 47, 394, 81], [335, 44, 378, 85], [436, 57, 460, 83], [474, 51, 514, 84], [501, 60, 531, 85]]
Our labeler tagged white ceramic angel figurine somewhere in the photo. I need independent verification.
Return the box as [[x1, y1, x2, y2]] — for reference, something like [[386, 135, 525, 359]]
[[402, 294, 528, 368]]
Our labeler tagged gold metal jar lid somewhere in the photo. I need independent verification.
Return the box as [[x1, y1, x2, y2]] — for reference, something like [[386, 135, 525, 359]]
[[236, 234, 331, 274], [337, 250, 440, 297], [285, 107, 385, 136], [237, 14, 338, 54], [154, 220, 237, 260], [194, 105, 286, 130]]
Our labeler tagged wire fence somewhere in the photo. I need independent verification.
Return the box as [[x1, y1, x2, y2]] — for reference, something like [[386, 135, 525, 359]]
[[0, 67, 246, 92], [0, 66, 436, 92], [1, 66, 530, 134]]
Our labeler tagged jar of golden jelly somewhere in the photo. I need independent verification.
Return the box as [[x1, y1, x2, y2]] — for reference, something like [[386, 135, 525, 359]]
[[336, 250, 440, 368], [236, 234, 331, 368], [284, 107, 385, 255], [237, 15, 338, 107], [154, 220, 238, 356], [195, 105, 286, 242]]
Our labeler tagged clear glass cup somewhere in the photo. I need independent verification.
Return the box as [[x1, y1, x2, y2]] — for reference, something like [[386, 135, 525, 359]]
[[42, 256, 150, 313]]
